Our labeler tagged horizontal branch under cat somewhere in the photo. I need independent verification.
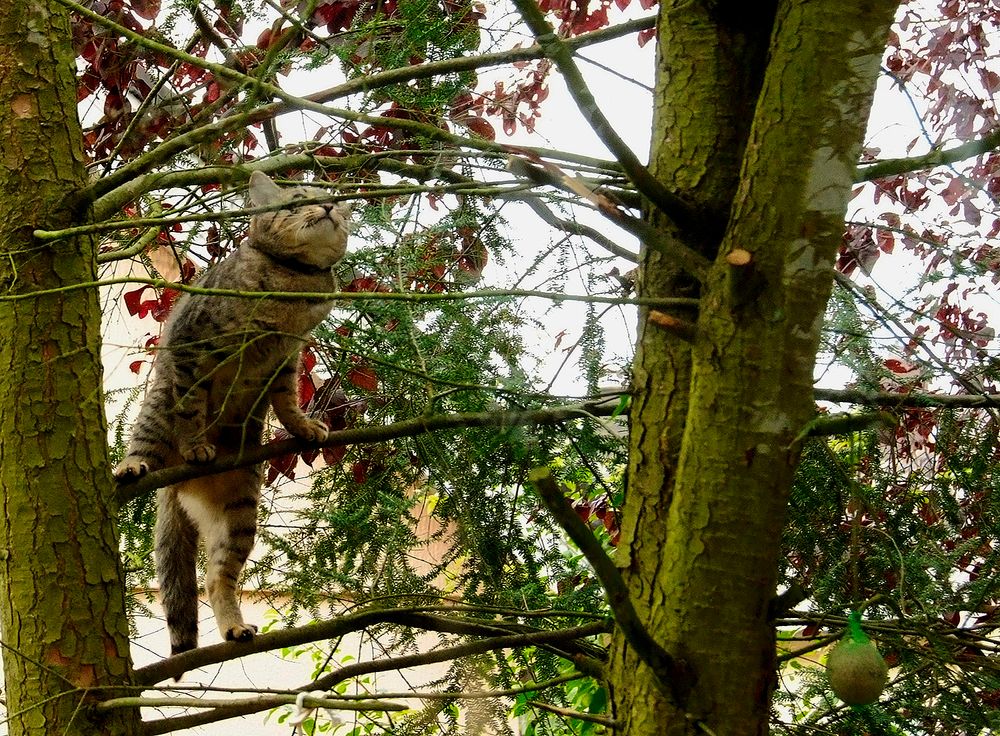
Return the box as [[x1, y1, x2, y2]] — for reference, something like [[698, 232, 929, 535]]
[[115, 400, 627, 505]]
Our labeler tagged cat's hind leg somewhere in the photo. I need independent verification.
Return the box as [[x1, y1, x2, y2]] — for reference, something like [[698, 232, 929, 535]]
[[177, 470, 262, 644]]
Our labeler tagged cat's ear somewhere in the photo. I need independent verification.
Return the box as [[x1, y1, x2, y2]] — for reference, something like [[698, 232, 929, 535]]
[[248, 171, 283, 207]]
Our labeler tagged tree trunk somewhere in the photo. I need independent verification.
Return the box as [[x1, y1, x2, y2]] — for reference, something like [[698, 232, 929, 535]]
[[610, 2, 898, 734], [0, 3, 139, 735]]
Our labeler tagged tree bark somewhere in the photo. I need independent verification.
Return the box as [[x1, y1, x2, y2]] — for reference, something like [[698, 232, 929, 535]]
[[0, 2, 140, 734], [610, 2, 899, 734]]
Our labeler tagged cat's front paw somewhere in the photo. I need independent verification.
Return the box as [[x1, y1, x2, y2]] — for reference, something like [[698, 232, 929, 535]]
[[225, 623, 257, 643], [181, 442, 217, 464], [113, 456, 150, 480], [290, 418, 328, 444]]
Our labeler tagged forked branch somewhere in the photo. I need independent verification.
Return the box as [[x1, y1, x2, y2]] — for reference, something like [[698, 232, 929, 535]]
[[510, 0, 703, 240]]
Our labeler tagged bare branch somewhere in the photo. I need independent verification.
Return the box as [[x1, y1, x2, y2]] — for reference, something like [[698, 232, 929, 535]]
[[106, 670, 585, 700], [528, 467, 689, 704], [303, 15, 657, 108], [135, 608, 609, 685], [856, 126, 1000, 181], [72, 7, 652, 215], [96, 205, 163, 264], [814, 387, 1000, 409], [0, 276, 698, 311], [509, 157, 709, 279], [802, 411, 897, 437], [307, 623, 608, 691], [519, 196, 638, 262], [140, 620, 608, 733]]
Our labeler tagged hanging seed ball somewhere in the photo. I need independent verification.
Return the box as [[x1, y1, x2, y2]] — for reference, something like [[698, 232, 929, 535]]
[[826, 637, 889, 705]]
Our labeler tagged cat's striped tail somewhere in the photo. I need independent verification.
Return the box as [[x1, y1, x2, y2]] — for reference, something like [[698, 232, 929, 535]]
[[156, 487, 199, 658]]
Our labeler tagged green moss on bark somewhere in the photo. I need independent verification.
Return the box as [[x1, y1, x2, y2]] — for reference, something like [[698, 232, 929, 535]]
[[609, 2, 898, 735], [0, 3, 140, 735]]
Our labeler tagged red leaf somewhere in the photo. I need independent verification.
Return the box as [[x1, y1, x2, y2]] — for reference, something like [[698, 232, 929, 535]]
[[299, 375, 316, 408], [301, 347, 317, 374], [77, 69, 101, 102], [347, 365, 378, 392], [637, 27, 655, 47], [941, 176, 966, 206], [103, 90, 125, 119], [131, 0, 160, 20], [123, 285, 152, 316], [205, 81, 221, 104], [464, 116, 496, 140], [267, 452, 297, 483], [129, 360, 144, 374], [344, 276, 389, 292], [323, 445, 347, 465], [981, 69, 1000, 94], [352, 461, 368, 484], [876, 228, 894, 254], [613, 0, 628, 9], [150, 288, 179, 322], [297, 348, 318, 407]]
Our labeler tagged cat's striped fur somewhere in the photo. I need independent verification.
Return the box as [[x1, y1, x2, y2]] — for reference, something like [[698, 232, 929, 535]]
[[115, 171, 350, 656]]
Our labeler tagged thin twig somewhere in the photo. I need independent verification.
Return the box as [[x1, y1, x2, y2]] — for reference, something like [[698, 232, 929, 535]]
[[97, 694, 404, 713], [96, 203, 163, 264], [509, 158, 709, 279], [528, 699, 618, 728], [815, 386, 1000, 409], [76, 10, 652, 214], [0, 275, 698, 310]]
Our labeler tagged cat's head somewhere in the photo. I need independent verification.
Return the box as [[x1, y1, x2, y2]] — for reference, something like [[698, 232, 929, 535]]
[[246, 171, 350, 270]]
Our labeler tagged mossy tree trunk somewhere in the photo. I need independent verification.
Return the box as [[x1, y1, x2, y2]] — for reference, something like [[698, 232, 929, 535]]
[[0, 2, 139, 735], [609, 2, 899, 734]]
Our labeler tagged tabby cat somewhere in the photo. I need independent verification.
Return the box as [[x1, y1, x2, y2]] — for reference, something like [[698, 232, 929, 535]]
[[115, 170, 350, 655]]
